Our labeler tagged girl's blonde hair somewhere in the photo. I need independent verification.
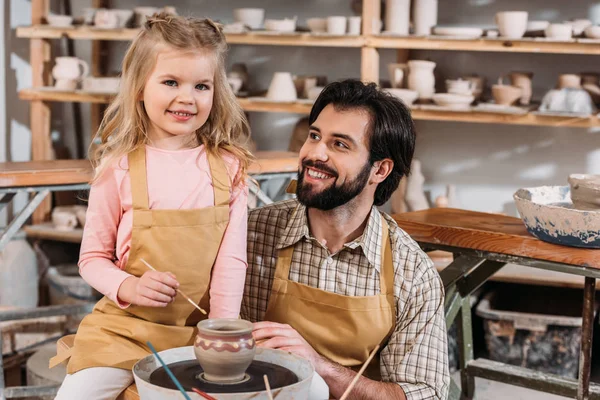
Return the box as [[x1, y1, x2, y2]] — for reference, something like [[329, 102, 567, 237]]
[[91, 12, 253, 187]]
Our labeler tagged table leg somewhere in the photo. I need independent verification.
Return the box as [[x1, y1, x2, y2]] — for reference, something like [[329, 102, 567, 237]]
[[458, 296, 475, 399], [578, 277, 595, 400]]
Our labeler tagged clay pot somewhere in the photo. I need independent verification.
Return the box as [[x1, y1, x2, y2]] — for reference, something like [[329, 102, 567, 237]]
[[568, 174, 600, 210], [413, 0, 438, 36], [387, 63, 408, 88], [385, 0, 410, 35], [545, 23, 573, 40], [233, 8, 265, 30], [509, 71, 533, 105], [558, 74, 581, 89], [266, 72, 297, 102], [52, 57, 89, 90], [194, 319, 256, 383], [51, 208, 78, 231], [463, 75, 485, 101], [492, 80, 522, 106]]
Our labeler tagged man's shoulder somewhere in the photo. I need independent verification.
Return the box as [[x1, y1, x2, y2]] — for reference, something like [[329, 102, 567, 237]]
[[248, 198, 298, 234], [382, 212, 439, 281]]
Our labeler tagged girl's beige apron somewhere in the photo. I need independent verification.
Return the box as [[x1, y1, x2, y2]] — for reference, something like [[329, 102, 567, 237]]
[[55, 146, 231, 373], [264, 216, 396, 380]]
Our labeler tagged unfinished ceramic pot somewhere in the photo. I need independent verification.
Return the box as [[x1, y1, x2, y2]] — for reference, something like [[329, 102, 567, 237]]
[[568, 174, 600, 210], [407, 60, 436, 100], [495, 11, 528, 39], [509, 71, 533, 105], [266, 72, 297, 102], [492, 79, 522, 106], [194, 319, 256, 383]]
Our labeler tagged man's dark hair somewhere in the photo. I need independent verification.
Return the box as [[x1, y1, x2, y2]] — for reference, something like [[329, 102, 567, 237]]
[[308, 79, 416, 206]]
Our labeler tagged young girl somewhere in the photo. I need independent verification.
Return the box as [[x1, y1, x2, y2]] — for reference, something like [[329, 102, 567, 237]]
[[54, 13, 252, 399]]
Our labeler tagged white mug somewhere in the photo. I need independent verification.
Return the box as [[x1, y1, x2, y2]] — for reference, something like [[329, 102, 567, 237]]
[[327, 16, 347, 35]]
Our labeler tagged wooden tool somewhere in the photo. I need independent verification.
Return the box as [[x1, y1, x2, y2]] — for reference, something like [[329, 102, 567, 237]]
[[339, 344, 380, 400], [263, 374, 274, 400], [140, 258, 207, 315]]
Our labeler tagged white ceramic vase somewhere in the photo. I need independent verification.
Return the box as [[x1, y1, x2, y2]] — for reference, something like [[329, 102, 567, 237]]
[[385, 0, 410, 35], [407, 60, 436, 100], [413, 0, 438, 36]]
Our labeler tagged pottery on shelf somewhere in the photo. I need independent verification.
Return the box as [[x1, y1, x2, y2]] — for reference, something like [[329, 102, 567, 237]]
[[432, 93, 474, 109], [463, 75, 485, 101], [405, 159, 430, 211], [347, 16, 362, 35], [545, 23, 572, 40], [446, 79, 476, 96], [327, 16, 347, 35], [229, 63, 249, 92], [384, 88, 419, 106], [495, 11, 528, 39], [568, 174, 600, 210], [492, 78, 522, 106], [52, 57, 89, 91], [194, 318, 256, 383], [385, 0, 410, 35], [267, 72, 297, 102], [564, 19, 592, 36], [539, 88, 595, 114], [51, 208, 78, 231], [46, 15, 73, 27], [388, 63, 408, 88], [585, 25, 600, 39], [264, 18, 296, 33], [413, 0, 438, 36], [558, 74, 581, 89], [407, 60, 436, 101], [233, 8, 265, 30], [509, 71, 533, 105], [306, 18, 327, 33]]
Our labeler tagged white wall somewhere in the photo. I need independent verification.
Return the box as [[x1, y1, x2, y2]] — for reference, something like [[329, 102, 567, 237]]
[[3, 0, 600, 219]]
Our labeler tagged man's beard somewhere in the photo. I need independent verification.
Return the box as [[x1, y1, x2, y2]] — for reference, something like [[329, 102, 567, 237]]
[[296, 159, 372, 211]]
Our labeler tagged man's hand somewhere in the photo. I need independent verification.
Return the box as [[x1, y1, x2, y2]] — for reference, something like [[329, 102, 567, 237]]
[[252, 321, 326, 373], [117, 271, 179, 307]]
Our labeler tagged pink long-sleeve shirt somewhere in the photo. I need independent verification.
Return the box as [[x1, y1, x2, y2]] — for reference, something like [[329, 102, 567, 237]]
[[78, 145, 248, 318]]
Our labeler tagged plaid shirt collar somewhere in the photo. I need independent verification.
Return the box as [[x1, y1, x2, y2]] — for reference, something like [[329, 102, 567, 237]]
[[275, 201, 383, 272]]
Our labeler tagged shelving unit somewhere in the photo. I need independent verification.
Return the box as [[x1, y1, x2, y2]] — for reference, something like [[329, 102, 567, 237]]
[[14, 0, 600, 283]]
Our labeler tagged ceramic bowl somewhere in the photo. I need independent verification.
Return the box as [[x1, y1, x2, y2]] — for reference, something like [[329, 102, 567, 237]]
[[585, 25, 600, 39], [492, 84, 522, 105], [514, 186, 600, 248], [264, 18, 296, 33], [432, 93, 474, 109], [46, 15, 73, 27], [568, 174, 600, 210], [432, 26, 483, 38], [527, 20, 550, 31], [384, 88, 419, 106], [233, 8, 265, 30], [545, 23, 572, 40], [194, 319, 256, 383], [306, 18, 327, 33]]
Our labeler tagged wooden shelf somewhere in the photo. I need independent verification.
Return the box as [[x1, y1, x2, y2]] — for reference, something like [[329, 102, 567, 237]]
[[368, 35, 600, 55], [23, 223, 83, 243], [19, 88, 600, 127], [16, 25, 364, 47]]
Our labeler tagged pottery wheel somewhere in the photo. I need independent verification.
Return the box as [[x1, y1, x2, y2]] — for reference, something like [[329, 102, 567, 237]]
[[149, 360, 298, 393]]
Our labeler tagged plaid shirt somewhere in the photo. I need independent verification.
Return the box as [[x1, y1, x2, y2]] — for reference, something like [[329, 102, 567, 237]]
[[241, 199, 449, 400]]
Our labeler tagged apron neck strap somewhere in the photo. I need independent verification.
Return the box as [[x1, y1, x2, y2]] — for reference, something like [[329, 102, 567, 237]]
[[128, 146, 149, 210], [379, 218, 394, 296], [206, 151, 231, 207]]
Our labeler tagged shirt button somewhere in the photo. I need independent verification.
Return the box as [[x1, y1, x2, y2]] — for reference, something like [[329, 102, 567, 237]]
[[327, 257, 333, 265], [348, 254, 354, 260]]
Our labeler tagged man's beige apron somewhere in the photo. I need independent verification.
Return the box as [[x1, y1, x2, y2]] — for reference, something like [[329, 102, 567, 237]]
[[264, 216, 396, 380], [53, 146, 231, 373]]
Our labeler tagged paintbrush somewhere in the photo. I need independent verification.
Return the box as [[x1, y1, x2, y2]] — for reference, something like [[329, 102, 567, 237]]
[[263, 374, 274, 400], [339, 344, 380, 400], [192, 387, 218, 400], [140, 258, 207, 315], [146, 341, 191, 400]]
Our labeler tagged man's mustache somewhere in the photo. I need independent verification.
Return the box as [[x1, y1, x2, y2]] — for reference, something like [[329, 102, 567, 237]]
[[300, 159, 338, 177]]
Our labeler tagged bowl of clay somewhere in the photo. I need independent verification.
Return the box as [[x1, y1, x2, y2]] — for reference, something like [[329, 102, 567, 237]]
[[133, 346, 314, 399], [514, 185, 600, 248]]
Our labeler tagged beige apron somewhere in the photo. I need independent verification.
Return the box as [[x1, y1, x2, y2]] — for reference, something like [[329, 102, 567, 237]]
[[54, 146, 231, 373], [264, 217, 395, 380]]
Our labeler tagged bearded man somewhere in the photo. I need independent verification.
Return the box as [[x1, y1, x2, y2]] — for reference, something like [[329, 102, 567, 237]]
[[241, 80, 449, 400]]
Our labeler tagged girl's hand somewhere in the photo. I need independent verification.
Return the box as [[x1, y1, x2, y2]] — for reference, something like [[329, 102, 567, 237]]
[[117, 271, 179, 307]]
